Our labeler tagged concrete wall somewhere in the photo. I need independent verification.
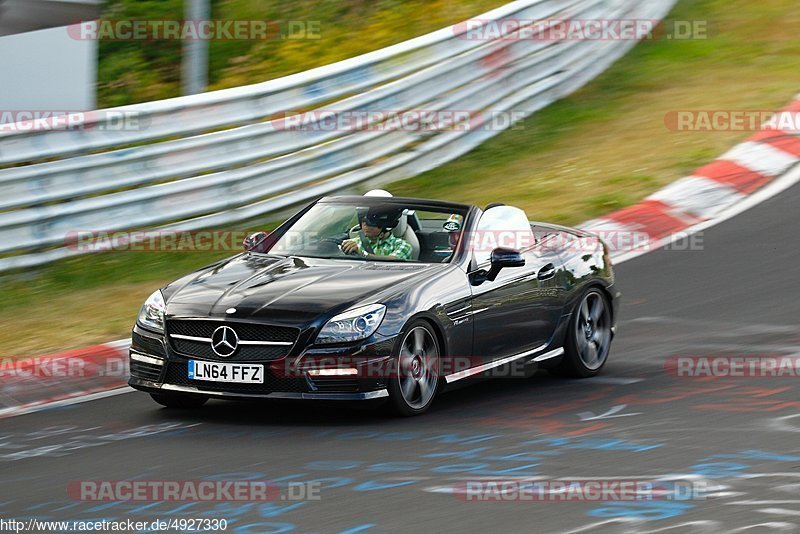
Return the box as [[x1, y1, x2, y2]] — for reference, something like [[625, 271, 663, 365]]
[[0, 24, 97, 110]]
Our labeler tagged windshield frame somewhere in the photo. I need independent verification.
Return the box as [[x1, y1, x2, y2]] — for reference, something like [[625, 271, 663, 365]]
[[254, 196, 475, 265]]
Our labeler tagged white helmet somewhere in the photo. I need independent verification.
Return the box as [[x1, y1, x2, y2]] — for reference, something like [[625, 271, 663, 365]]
[[364, 189, 393, 197]]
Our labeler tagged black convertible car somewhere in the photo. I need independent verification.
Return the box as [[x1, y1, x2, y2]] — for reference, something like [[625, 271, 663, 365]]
[[129, 192, 619, 415]]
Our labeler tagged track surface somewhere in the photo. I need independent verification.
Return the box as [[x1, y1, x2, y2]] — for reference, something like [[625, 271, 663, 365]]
[[4, 181, 800, 533]]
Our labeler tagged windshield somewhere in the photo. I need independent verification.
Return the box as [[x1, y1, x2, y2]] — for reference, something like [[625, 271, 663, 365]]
[[266, 201, 469, 263]]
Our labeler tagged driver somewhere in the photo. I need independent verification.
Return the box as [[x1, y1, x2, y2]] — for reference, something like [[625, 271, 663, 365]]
[[341, 205, 412, 260]]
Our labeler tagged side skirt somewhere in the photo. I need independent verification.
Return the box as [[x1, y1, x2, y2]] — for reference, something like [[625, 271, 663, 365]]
[[443, 346, 565, 384]]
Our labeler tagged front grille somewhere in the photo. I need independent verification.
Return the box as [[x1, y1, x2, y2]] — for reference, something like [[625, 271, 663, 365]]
[[170, 340, 289, 361], [168, 320, 297, 342], [130, 359, 164, 381], [163, 361, 306, 394], [166, 320, 299, 362]]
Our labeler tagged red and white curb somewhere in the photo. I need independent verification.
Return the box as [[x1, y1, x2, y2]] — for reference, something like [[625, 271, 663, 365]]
[[581, 96, 800, 260], [0, 339, 131, 418], [3, 95, 800, 417]]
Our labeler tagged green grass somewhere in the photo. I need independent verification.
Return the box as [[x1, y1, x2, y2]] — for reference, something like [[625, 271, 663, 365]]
[[97, 0, 509, 107], [3, 0, 800, 356], [388, 0, 800, 224]]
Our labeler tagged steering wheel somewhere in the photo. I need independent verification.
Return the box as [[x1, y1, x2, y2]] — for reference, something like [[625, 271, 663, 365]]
[[317, 234, 348, 256]]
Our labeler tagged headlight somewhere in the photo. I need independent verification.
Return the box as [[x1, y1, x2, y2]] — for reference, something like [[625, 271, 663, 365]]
[[316, 303, 386, 344], [137, 290, 166, 332]]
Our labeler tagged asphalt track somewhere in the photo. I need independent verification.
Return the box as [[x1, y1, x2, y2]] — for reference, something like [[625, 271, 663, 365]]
[[3, 180, 800, 533]]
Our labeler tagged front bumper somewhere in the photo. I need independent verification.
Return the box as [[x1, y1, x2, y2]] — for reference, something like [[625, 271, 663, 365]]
[[130, 379, 389, 401], [128, 324, 396, 401]]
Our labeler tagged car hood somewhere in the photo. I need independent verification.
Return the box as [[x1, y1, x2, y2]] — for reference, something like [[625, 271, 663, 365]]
[[164, 254, 441, 324]]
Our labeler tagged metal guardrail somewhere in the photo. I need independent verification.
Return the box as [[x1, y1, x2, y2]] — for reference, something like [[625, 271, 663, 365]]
[[0, 0, 676, 271]]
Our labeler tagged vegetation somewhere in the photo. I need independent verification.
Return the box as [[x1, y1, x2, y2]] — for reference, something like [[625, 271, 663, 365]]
[[3, 0, 800, 355], [389, 0, 800, 225], [97, 0, 507, 106]]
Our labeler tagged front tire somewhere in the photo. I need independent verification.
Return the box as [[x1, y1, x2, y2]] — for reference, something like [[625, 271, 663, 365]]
[[552, 288, 613, 378], [387, 320, 440, 416], [150, 392, 209, 409]]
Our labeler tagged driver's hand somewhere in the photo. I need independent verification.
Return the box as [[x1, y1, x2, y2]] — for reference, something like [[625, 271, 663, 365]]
[[341, 239, 360, 255]]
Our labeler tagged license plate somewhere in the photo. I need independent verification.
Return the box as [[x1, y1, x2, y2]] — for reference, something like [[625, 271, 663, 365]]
[[188, 360, 264, 383]]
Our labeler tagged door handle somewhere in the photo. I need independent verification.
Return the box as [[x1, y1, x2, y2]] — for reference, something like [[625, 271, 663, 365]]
[[537, 263, 556, 281]]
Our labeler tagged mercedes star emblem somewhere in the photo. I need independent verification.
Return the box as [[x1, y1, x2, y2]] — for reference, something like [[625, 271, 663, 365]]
[[211, 325, 239, 357]]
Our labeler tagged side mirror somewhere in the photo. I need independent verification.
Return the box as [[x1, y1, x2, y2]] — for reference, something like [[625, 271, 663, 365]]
[[243, 231, 270, 252], [486, 247, 525, 281], [465, 247, 526, 285]]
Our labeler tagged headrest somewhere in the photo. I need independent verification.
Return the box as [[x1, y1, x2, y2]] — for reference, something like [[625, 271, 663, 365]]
[[392, 213, 408, 236], [473, 206, 534, 265]]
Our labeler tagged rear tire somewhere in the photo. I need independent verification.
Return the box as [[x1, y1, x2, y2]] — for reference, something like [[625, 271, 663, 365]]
[[551, 287, 612, 378], [387, 320, 440, 416], [150, 392, 209, 409]]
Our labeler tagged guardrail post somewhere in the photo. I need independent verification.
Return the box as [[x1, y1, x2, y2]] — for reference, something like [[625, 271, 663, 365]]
[[182, 0, 210, 96]]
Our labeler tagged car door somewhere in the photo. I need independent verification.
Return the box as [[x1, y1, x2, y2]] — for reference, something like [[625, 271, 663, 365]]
[[467, 207, 565, 364], [469, 248, 565, 363]]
